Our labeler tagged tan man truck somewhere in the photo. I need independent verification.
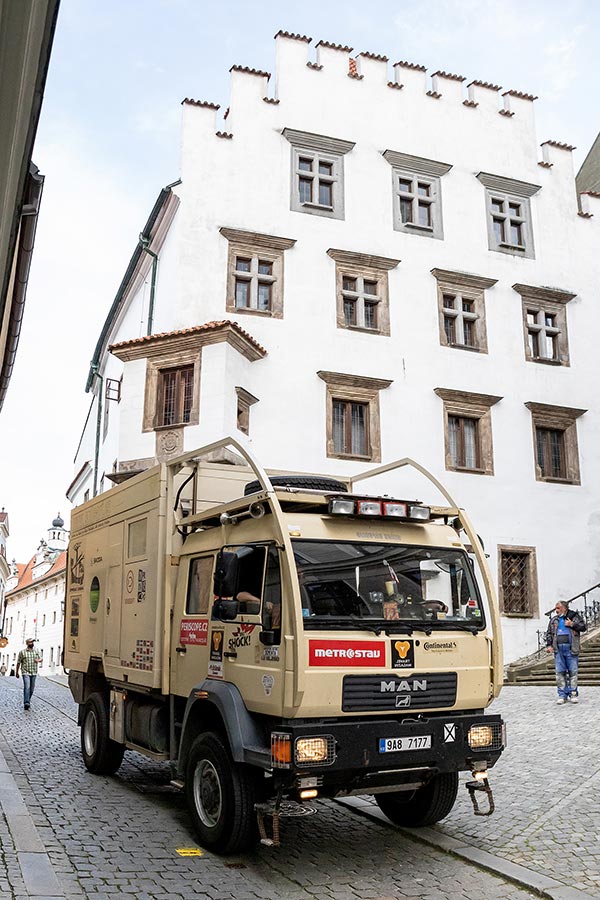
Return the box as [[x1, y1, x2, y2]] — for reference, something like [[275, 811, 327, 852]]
[[64, 437, 505, 853]]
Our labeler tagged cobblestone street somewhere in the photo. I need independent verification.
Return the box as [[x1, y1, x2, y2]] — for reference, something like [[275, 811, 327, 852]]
[[0, 677, 550, 900]]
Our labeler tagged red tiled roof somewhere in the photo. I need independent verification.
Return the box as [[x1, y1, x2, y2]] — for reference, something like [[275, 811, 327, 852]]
[[109, 320, 266, 355], [6, 551, 66, 596]]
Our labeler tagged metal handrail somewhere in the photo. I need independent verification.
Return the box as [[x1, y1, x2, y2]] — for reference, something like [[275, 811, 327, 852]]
[[536, 583, 600, 657]]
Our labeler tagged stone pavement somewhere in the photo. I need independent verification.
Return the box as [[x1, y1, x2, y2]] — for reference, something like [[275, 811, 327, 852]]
[[0, 674, 592, 900]]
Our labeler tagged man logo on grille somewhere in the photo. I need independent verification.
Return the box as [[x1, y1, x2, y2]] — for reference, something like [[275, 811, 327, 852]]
[[396, 695, 411, 708]]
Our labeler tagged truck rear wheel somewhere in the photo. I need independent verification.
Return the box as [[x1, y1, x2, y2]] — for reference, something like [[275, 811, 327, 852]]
[[81, 693, 125, 775], [375, 772, 458, 827], [186, 731, 258, 854]]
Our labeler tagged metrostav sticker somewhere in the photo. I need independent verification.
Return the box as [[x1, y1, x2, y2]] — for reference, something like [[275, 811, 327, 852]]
[[309, 640, 385, 667]]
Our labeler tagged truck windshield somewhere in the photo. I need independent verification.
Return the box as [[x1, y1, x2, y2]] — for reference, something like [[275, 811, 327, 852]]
[[293, 540, 485, 630]]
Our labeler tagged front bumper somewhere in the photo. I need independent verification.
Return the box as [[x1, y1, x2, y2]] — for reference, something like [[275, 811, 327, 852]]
[[274, 712, 505, 796]]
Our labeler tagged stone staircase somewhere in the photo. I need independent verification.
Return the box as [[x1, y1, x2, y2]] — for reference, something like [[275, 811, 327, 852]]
[[505, 630, 600, 686]]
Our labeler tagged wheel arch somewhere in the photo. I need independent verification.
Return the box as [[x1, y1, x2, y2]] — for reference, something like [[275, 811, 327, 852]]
[[177, 680, 269, 778]]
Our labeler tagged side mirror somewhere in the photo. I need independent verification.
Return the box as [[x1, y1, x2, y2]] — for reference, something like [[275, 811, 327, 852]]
[[215, 598, 239, 621], [259, 629, 278, 646], [214, 550, 239, 598]]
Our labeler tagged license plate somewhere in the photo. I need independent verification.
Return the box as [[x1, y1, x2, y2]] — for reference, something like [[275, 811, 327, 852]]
[[379, 735, 432, 753]]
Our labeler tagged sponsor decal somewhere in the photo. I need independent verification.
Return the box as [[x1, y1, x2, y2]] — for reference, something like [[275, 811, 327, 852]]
[[70, 544, 84, 589], [380, 678, 427, 692], [137, 569, 146, 603], [261, 646, 280, 662], [262, 674, 275, 696], [208, 660, 223, 679], [444, 723, 456, 743], [423, 640, 457, 652], [179, 619, 209, 646], [210, 630, 224, 662], [228, 623, 256, 652], [309, 640, 385, 667], [126, 570, 134, 594], [391, 639, 414, 669]]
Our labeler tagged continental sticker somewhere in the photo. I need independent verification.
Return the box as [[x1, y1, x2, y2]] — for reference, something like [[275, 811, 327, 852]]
[[423, 640, 457, 652], [309, 640, 384, 667]]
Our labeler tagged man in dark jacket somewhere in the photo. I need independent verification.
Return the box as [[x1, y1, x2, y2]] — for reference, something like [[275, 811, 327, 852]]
[[546, 601, 587, 704]]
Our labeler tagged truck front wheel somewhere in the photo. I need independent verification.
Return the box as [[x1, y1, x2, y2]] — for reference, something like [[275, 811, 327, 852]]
[[375, 772, 458, 827], [186, 731, 258, 854], [81, 693, 125, 775]]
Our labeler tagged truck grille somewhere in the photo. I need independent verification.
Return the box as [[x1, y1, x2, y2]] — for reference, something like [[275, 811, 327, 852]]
[[342, 672, 457, 712]]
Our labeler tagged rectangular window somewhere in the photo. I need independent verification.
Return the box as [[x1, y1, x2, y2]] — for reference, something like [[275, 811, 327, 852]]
[[340, 274, 380, 331], [128, 518, 147, 558], [186, 557, 214, 615], [158, 366, 194, 427], [333, 399, 369, 457], [330, 249, 398, 337], [526, 309, 560, 361], [448, 416, 479, 469], [284, 129, 354, 221], [535, 427, 566, 479], [478, 173, 539, 259], [295, 150, 337, 210], [500, 549, 536, 616]]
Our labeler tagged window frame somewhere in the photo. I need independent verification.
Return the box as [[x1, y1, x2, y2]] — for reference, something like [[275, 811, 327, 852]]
[[513, 283, 575, 367], [498, 545, 539, 618], [435, 388, 502, 476], [477, 172, 540, 259], [318, 371, 393, 463], [327, 249, 400, 337], [221, 228, 296, 320], [283, 128, 355, 221], [235, 386, 259, 436], [525, 401, 586, 485], [157, 364, 194, 428], [432, 269, 496, 354], [383, 150, 451, 241]]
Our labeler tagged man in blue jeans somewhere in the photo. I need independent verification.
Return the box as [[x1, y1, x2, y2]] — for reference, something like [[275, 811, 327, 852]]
[[15, 638, 42, 710], [546, 601, 587, 704]]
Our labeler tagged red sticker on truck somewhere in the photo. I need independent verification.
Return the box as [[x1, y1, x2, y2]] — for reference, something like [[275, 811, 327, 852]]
[[179, 619, 209, 645], [309, 640, 385, 667]]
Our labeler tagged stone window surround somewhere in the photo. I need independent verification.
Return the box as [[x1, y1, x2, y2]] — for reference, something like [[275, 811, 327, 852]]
[[283, 128, 355, 221], [432, 269, 497, 354], [235, 386, 259, 436], [497, 545, 539, 618], [477, 172, 540, 259], [513, 283, 576, 367], [327, 248, 400, 337], [317, 371, 393, 463], [525, 401, 586, 485], [383, 150, 452, 241], [220, 227, 296, 320], [434, 388, 502, 476]]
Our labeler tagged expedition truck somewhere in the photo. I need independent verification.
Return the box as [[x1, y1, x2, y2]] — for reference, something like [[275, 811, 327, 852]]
[[64, 437, 505, 853]]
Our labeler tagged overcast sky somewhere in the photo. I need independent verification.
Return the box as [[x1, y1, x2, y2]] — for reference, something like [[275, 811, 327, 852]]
[[1, 0, 598, 562]]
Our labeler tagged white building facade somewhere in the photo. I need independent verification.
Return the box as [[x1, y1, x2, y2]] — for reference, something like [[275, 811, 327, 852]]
[[70, 32, 600, 663], [3, 514, 68, 675]]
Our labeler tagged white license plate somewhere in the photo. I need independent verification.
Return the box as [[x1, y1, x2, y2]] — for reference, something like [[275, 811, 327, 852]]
[[379, 735, 432, 753]]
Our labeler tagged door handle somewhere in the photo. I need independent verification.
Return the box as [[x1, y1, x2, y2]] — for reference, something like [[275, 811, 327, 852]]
[[175, 646, 187, 654], [107, 597, 111, 614]]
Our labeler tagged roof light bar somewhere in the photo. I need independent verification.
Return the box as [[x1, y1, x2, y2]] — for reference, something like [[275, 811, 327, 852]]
[[328, 497, 430, 522]]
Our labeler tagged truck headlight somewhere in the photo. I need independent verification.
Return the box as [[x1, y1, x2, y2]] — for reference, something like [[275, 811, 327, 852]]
[[468, 725, 494, 748], [295, 735, 336, 766]]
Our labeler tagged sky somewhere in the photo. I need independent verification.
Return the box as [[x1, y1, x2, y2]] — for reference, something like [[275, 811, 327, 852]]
[[1, 0, 599, 563]]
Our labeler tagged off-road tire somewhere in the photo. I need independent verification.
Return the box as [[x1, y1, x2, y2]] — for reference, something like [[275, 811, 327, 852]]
[[244, 475, 348, 496], [375, 772, 458, 827], [186, 731, 258, 854], [80, 692, 125, 775]]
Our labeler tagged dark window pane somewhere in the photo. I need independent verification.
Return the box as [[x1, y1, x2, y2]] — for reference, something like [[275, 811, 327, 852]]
[[546, 333, 558, 359], [363, 280, 377, 296], [318, 180, 333, 206], [398, 178, 412, 193], [501, 552, 530, 614], [258, 260, 273, 275], [444, 316, 456, 344], [544, 313, 555, 328], [463, 319, 474, 347], [350, 403, 367, 456], [342, 276, 357, 292], [182, 368, 194, 423], [161, 370, 177, 426], [333, 400, 346, 454], [298, 157, 313, 171], [493, 218, 504, 243], [527, 310, 538, 325], [235, 257, 251, 273], [462, 300, 473, 313], [491, 198, 504, 213], [343, 298, 356, 326], [528, 329, 540, 357], [318, 161, 333, 176], [235, 278, 250, 308], [299, 177, 312, 203], [508, 202, 521, 215], [417, 182, 430, 196], [257, 282, 271, 310], [443, 294, 456, 309], [400, 197, 412, 223], [509, 221, 523, 246]]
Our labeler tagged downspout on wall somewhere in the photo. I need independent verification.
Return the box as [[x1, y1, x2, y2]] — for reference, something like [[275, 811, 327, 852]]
[[90, 365, 103, 497], [139, 234, 158, 336]]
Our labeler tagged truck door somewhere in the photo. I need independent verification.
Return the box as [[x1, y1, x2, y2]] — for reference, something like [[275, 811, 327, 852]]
[[105, 522, 124, 661], [171, 555, 214, 698]]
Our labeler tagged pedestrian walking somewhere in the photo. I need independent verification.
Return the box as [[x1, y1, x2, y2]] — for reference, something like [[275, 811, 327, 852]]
[[0, 664, 6, 676], [546, 601, 587, 704], [15, 638, 42, 710]]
